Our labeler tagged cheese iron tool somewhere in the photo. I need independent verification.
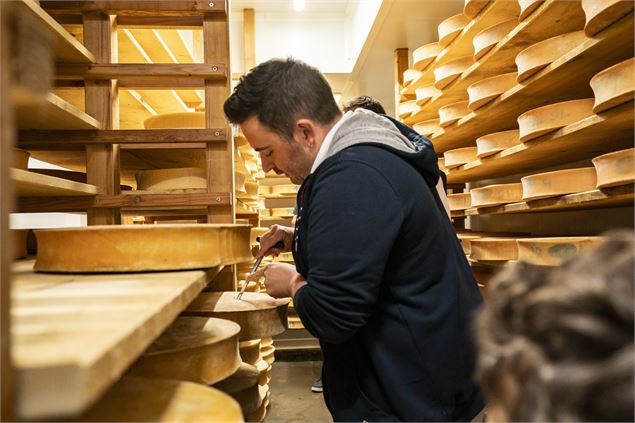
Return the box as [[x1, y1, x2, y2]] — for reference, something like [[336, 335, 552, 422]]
[[236, 239, 285, 300]]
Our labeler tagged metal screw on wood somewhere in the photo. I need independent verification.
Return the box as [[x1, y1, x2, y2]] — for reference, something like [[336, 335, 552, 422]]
[[212, 66, 218, 71], [209, 2, 214, 7], [216, 197, 222, 202], [214, 131, 221, 136]]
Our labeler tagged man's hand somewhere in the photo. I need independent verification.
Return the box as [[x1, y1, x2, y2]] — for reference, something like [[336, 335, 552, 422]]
[[246, 262, 307, 298], [257, 224, 294, 258]]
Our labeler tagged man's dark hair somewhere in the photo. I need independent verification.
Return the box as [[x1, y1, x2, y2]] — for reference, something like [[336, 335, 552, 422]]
[[223, 57, 341, 140], [342, 96, 386, 114]]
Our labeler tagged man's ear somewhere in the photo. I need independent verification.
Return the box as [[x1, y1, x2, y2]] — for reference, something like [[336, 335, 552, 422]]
[[294, 119, 317, 148]]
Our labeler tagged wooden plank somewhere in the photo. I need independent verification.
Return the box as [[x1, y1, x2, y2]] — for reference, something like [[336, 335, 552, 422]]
[[1, 3, 15, 418], [394, 49, 409, 117], [432, 11, 634, 152], [84, 12, 120, 225], [416, 0, 588, 121], [19, 128, 226, 147], [204, 14, 234, 225], [15, 0, 95, 63], [446, 100, 634, 183], [11, 260, 215, 420], [17, 192, 231, 213], [406, 0, 520, 95], [15, 91, 100, 130], [56, 63, 226, 88], [12, 168, 98, 197], [41, 0, 226, 15], [243, 8, 255, 71]]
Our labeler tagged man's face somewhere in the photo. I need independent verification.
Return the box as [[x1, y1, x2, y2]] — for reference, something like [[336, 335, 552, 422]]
[[241, 116, 315, 185]]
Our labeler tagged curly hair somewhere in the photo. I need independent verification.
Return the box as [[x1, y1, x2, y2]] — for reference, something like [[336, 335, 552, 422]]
[[342, 96, 386, 114], [476, 231, 634, 422]]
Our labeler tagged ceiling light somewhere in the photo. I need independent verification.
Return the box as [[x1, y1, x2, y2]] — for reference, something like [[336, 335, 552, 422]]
[[293, 0, 305, 12]]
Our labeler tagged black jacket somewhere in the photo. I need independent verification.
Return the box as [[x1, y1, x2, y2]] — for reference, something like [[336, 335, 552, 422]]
[[292, 140, 485, 421]]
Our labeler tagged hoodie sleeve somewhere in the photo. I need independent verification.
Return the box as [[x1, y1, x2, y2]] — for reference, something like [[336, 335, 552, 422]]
[[293, 157, 404, 344]]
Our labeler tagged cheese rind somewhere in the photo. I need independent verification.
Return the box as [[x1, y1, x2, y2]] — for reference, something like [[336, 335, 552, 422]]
[[590, 58, 635, 114], [438, 14, 470, 47], [434, 56, 474, 89], [473, 19, 518, 60], [582, 0, 634, 36], [517, 98, 595, 142], [439, 101, 471, 127], [448, 192, 472, 211], [476, 129, 521, 158], [444, 146, 478, 168], [521, 167, 597, 200], [517, 237, 604, 265], [518, 0, 544, 21], [467, 72, 518, 110], [592, 148, 635, 188], [470, 237, 519, 261], [413, 42, 443, 71], [470, 183, 523, 207]]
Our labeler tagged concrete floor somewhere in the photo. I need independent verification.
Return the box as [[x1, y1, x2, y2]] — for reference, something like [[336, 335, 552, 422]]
[[265, 361, 332, 422]]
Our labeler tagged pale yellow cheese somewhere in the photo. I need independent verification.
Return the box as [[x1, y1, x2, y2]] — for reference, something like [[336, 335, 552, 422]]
[[438, 14, 470, 48], [464, 0, 490, 19], [135, 167, 206, 191], [239, 339, 263, 365], [473, 19, 519, 60], [444, 146, 478, 168], [413, 118, 442, 137], [415, 85, 443, 106], [470, 183, 523, 207], [448, 192, 472, 211], [517, 98, 595, 142], [467, 72, 517, 110], [590, 57, 635, 114], [144, 112, 205, 129], [515, 31, 588, 82], [434, 55, 474, 89], [517, 237, 604, 265], [413, 42, 442, 71], [470, 237, 519, 261], [214, 362, 260, 394], [521, 167, 597, 200], [398, 99, 420, 119], [439, 101, 471, 127], [127, 317, 241, 385], [476, 129, 521, 158], [403, 69, 423, 87], [582, 0, 634, 36], [592, 148, 635, 188], [518, 0, 544, 21]]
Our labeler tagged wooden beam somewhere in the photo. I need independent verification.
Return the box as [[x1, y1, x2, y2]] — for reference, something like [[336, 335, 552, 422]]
[[19, 128, 226, 146], [17, 192, 231, 212], [83, 12, 121, 224], [41, 1, 226, 15], [243, 8, 255, 71], [393, 48, 409, 118]]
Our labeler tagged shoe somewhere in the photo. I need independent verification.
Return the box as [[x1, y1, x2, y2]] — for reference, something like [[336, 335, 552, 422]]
[[311, 377, 323, 393]]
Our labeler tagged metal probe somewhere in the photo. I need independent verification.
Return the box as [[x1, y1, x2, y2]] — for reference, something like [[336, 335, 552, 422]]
[[236, 238, 285, 300]]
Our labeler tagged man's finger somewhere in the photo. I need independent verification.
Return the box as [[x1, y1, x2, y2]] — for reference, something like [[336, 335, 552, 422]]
[[245, 265, 266, 283]]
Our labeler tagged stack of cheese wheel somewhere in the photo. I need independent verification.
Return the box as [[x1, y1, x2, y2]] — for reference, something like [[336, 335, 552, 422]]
[[581, 0, 634, 36], [517, 236, 604, 265], [592, 148, 635, 188], [517, 99, 595, 142], [515, 31, 588, 82], [590, 57, 635, 113], [183, 291, 289, 421], [521, 167, 597, 201]]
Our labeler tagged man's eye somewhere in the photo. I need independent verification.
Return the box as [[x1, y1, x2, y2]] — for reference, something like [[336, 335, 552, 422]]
[[265, 150, 273, 157]]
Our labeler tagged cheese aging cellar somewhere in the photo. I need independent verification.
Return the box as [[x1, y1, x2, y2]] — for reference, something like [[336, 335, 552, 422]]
[[0, 0, 633, 422]]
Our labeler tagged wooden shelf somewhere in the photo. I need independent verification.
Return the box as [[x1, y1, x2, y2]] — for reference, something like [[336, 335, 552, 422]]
[[11, 259, 220, 420], [431, 11, 634, 153], [405, 0, 520, 98], [452, 184, 634, 217], [446, 101, 634, 183], [411, 0, 588, 123], [15, 91, 100, 130], [41, 0, 226, 15], [15, 0, 95, 64], [12, 168, 98, 197]]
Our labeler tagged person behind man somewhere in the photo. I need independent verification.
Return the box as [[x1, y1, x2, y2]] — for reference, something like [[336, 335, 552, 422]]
[[224, 57, 485, 422], [476, 231, 634, 422]]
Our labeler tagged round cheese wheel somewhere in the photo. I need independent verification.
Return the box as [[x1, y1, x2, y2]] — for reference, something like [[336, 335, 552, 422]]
[[256, 358, 269, 385], [517, 236, 604, 265], [135, 167, 206, 191], [214, 362, 260, 394], [413, 42, 442, 71], [34, 224, 252, 272], [516, 31, 588, 82], [476, 129, 521, 158], [439, 101, 471, 127], [144, 112, 205, 129], [473, 19, 518, 61], [403, 69, 423, 88], [521, 167, 597, 200], [261, 337, 273, 348], [470, 237, 519, 261], [467, 72, 518, 110], [413, 119, 441, 137], [517, 98, 595, 142], [127, 317, 241, 385], [444, 146, 478, 168], [246, 400, 267, 423], [438, 14, 470, 48], [518, 0, 544, 21], [261, 345, 275, 366], [228, 383, 269, 417], [590, 57, 635, 114], [184, 292, 290, 341], [239, 339, 263, 365], [464, 0, 490, 19], [470, 183, 523, 207], [448, 192, 472, 211], [398, 100, 419, 119], [592, 148, 635, 188], [457, 232, 482, 255], [434, 55, 474, 89], [415, 84, 442, 106], [76, 376, 242, 422], [14, 149, 30, 170], [582, 0, 634, 36]]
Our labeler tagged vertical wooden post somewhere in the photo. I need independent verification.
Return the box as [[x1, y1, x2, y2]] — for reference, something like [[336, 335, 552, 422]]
[[83, 12, 120, 225], [204, 8, 236, 290], [0, 3, 14, 419], [394, 48, 409, 119], [243, 8, 255, 71]]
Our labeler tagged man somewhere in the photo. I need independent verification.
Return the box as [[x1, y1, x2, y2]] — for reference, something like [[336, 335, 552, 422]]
[[224, 58, 484, 422]]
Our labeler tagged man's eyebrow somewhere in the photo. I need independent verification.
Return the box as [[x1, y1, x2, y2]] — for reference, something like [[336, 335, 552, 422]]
[[254, 146, 271, 152]]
